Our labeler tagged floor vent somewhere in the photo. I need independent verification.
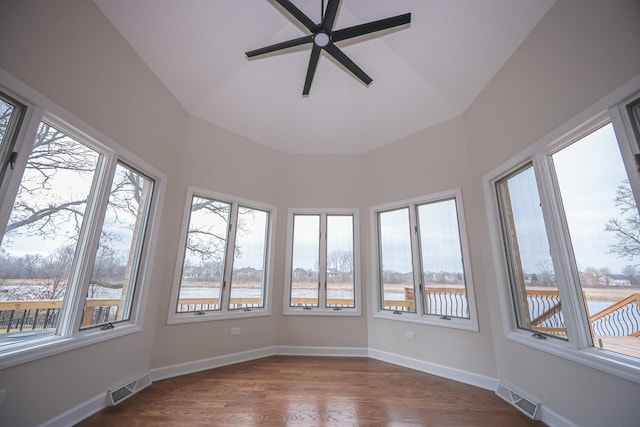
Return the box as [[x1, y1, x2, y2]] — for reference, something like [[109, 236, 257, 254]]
[[495, 381, 540, 420], [108, 373, 151, 406]]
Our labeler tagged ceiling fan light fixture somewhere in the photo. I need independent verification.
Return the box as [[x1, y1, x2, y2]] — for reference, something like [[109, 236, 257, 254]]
[[314, 32, 330, 47]]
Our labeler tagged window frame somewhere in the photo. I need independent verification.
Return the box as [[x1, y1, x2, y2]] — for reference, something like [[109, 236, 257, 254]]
[[167, 186, 276, 324], [484, 74, 640, 384], [0, 91, 27, 191], [283, 208, 361, 316], [370, 188, 479, 331], [0, 70, 165, 370]]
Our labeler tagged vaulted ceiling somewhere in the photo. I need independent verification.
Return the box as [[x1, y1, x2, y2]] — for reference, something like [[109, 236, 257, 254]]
[[93, 0, 555, 154]]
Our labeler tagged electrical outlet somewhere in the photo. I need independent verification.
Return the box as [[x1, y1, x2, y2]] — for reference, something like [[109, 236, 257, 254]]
[[230, 327, 241, 336], [404, 331, 415, 340], [0, 389, 6, 406]]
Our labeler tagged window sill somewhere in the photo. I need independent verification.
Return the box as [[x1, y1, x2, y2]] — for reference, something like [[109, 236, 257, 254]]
[[167, 308, 272, 325], [0, 323, 141, 370], [374, 311, 479, 332], [507, 330, 640, 384]]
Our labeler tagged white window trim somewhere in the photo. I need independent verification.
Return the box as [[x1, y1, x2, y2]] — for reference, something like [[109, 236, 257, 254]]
[[483, 73, 640, 384], [167, 186, 276, 324], [370, 188, 479, 331], [283, 208, 361, 316], [0, 68, 166, 370]]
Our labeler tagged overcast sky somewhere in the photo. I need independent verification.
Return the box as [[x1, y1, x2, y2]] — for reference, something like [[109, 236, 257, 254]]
[[509, 123, 634, 275]]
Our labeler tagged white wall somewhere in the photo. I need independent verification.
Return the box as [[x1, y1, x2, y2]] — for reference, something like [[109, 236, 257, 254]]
[[1, 0, 640, 426], [276, 153, 369, 348], [463, 0, 640, 425], [0, 1, 188, 425], [149, 117, 286, 369], [149, 120, 370, 368], [362, 116, 498, 378]]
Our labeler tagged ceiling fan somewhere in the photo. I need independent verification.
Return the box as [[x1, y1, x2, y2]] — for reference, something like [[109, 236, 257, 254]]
[[245, 0, 411, 95]]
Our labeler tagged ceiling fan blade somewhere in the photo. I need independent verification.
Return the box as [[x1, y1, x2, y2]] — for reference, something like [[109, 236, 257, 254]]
[[332, 13, 411, 42], [303, 45, 322, 95], [274, 0, 318, 32], [322, 0, 341, 32], [246, 35, 313, 58], [323, 43, 372, 86]]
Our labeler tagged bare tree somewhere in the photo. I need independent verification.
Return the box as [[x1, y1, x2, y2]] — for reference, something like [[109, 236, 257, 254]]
[[583, 266, 610, 287], [535, 258, 556, 287], [185, 199, 244, 268], [6, 123, 97, 236], [606, 180, 640, 261], [2, 122, 237, 294], [328, 249, 353, 282], [87, 244, 126, 297], [1, 246, 74, 300], [622, 264, 639, 285]]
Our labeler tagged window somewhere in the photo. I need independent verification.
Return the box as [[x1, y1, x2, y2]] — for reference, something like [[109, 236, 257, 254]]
[[0, 87, 161, 368], [81, 162, 154, 329], [496, 165, 565, 339], [284, 209, 360, 315], [487, 81, 640, 382], [371, 189, 478, 330], [168, 187, 274, 323]]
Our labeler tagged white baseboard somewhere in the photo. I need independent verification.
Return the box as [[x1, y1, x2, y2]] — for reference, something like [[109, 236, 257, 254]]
[[149, 346, 278, 382], [538, 405, 579, 427], [39, 392, 108, 427], [368, 348, 498, 391], [43, 346, 571, 427], [276, 345, 369, 357], [149, 345, 368, 382]]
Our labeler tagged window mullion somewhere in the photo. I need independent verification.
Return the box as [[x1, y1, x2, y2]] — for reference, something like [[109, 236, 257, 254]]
[[221, 203, 239, 312], [408, 204, 423, 316], [319, 214, 328, 309], [533, 153, 592, 348], [61, 153, 117, 337]]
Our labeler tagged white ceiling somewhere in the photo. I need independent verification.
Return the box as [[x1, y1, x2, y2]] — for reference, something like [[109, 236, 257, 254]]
[[93, 0, 555, 154]]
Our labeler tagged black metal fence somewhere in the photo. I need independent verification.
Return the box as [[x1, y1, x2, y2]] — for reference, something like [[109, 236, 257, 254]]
[[0, 308, 60, 333], [591, 301, 640, 336]]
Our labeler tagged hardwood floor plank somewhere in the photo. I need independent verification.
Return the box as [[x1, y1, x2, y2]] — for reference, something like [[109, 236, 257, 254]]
[[78, 356, 545, 426]]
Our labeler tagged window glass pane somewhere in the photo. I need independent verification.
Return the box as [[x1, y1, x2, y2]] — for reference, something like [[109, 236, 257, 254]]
[[229, 207, 269, 310], [290, 215, 320, 307], [497, 165, 566, 339], [326, 215, 355, 308], [177, 197, 231, 313], [81, 163, 154, 329], [378, 208, 415, 313], [417, 199, 469, 318], [0, 122, 99, 345], [553, 123, 640, 358]]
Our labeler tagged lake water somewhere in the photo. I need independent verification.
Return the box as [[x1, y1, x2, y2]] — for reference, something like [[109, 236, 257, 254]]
[[0, 284, 621, 316]]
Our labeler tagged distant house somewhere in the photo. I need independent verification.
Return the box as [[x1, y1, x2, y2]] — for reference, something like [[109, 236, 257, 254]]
[[182, 266, 213, 279], [605, 274, 631, 287], [293, 267, 317, 282], [327, 268, 340, 280], [235, 267, 262, 282], [237, 267, 259, 277]]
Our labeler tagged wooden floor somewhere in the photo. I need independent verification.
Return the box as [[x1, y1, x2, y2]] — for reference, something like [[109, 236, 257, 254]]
[[78, 356, 545, 426]]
